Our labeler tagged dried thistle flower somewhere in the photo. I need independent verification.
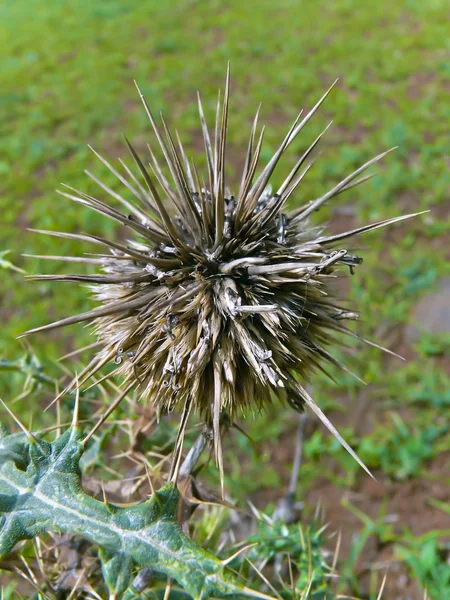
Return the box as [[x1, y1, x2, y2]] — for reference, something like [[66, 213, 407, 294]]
[[23, 68, 419, 477]]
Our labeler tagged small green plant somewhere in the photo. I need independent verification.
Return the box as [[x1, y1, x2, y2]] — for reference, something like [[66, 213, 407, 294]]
[[304, 413, 448, 483], [358, 414, 448, 480], [396, 536, 450, 599], [236, 514, 335, 598]]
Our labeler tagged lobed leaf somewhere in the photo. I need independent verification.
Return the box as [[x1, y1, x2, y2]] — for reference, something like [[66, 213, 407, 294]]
[[0, 425, 265, 600]]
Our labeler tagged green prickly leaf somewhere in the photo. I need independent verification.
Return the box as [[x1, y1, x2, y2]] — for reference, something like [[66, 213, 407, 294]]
[[0, 424, 269, 600]]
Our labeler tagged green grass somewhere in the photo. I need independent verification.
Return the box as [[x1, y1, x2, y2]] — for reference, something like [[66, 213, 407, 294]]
[[1, 0, 449, 598]]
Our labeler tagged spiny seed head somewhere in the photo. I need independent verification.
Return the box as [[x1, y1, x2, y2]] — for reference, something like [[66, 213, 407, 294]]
[[24, 68, 419, 473]]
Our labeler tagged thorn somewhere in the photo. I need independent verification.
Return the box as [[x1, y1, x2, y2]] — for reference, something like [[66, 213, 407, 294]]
[[247, 499, 273, 526], [297, 383, 375, 479], [376, 573, 388, 600], [221, 543, 258, 567], [101, 480, 109, 506], [18, 554, 38, 585], [213, 355, 225, 497], [239, 586, 278, 600], [247, 500, 262, 520], [0, 398, 36, 441], [163, 577, 172, 600], [71, 374, 80, 428], [231, 421, 260, 450], [331, 529, 341, 575], [300, 573, 313, 600], [44, 384, 70, 412], [82, 381, 134, 445], [55, 382, 62, 439], [245, 557, 283, 600], [169, 400, 192, 483], [143, 460, 156, 498], [287, 555, 295, 599]]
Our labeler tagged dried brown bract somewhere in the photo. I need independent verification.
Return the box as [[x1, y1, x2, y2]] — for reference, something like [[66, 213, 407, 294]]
[[23, 67, 420, 478]]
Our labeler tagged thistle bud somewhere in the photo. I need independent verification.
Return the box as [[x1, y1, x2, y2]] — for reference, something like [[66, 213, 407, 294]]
[[24, 68, 419, 476]]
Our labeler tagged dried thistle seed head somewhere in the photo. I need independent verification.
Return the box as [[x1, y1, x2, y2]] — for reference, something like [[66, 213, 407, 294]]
[[23, 68, 419, 475]]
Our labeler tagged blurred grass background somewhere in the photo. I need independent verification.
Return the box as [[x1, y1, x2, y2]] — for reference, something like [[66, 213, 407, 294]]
[[1, 1, 449, 598]]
